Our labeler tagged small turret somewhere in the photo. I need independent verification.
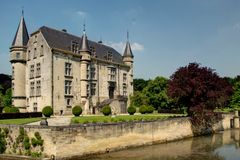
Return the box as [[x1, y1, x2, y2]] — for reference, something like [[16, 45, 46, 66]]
[[10, 10, 29, 112], [123, 31, 134, 64]]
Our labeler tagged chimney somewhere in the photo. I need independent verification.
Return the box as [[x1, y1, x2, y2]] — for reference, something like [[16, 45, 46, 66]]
[[62, 29, 67, 33]]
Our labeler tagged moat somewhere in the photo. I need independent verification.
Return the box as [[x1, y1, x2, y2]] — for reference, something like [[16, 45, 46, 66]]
[[81, 129, 240, 160]]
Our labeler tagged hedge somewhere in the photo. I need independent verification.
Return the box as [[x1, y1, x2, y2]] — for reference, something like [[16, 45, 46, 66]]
[[0, 112, 42, 120]]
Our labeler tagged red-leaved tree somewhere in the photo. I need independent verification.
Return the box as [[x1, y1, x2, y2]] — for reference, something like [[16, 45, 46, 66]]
[[168, 63, 233, 125]]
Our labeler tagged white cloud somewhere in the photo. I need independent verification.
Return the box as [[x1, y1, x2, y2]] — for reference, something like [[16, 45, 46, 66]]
[[76, 11, 87, 17], [105, 41, 144, 53]]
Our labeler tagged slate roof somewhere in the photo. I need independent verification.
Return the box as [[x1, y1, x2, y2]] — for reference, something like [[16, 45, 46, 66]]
[[39, 26, 124, 64], [12, 16, 29, 46], [123, 41, 134, 58]]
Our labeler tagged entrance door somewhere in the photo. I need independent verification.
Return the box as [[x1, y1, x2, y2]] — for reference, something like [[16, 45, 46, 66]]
[[109, 86, 114, 99]]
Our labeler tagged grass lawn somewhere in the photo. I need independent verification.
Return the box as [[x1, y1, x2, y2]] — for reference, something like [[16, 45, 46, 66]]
[[0, 117, 42, 125], [71, 114, 185, 124]]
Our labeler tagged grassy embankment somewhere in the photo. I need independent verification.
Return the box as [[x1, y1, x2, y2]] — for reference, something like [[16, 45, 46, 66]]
[[0, 118, 42, 125], [71, 113, 185, 124]]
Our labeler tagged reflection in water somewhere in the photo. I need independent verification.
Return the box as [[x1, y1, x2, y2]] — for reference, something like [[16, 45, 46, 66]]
[[83, 129, 240, 160]]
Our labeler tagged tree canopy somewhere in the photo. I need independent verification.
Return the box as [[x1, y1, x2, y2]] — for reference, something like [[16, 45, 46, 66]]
[[168, 63, 233, 120]]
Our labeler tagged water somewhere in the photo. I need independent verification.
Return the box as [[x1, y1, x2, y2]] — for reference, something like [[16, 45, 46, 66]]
[[84, 129, 240, 160]]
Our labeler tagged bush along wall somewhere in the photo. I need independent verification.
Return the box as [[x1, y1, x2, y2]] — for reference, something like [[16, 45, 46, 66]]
[[0, 127, 44, 158]]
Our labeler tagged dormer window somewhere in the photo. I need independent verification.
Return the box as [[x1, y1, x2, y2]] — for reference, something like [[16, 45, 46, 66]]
[[90, 46, 96, 57], [71, 41, 79, 53], [107, 51, 113, 61]]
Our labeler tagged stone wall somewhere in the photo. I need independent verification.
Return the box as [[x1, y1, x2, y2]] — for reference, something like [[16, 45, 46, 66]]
[[0, 114, 234, 159]]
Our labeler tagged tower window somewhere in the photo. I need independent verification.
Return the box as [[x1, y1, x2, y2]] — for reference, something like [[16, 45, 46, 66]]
[[90, 83, 96, 96], [40, 45, 44, 56], [16, 53, 20, 59], [30, 81, 35, 97], [123, 84, 127, 96], [36, 63, 41, 77], [12, 66, 14, 79], [34, 48, 37, 58], [36, 80, 41, 96], [123, 73, 127, 83], [30, 65, 34, 79], [65, 62, 72, 76], [65, 80, 72, 95]]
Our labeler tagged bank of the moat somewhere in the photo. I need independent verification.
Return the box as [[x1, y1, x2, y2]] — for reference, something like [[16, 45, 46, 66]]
[[0, 114, 236, 159]]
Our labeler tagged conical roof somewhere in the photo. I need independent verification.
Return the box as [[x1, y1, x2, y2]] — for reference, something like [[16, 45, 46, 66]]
[[123, 41, 134, 58], [12, 16, 29, 46], [80, 32, 90, 52]]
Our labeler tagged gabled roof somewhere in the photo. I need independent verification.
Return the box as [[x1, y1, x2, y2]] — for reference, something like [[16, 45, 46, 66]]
[[39, 26, 124, 64], [12, 16, 29, 46], [123, 41, 134, 58]]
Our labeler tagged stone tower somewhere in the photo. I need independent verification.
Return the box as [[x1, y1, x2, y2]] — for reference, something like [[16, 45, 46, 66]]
[[10, 13, 29, 111], [80, 25, 91, 114], [123, 32, 134, 105]]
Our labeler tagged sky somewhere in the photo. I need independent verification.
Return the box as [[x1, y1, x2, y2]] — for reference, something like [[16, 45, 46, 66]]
[[1, 0, 240, 79]]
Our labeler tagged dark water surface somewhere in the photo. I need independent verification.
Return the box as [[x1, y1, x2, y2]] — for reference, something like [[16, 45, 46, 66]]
[[82, 129, 240, 160]]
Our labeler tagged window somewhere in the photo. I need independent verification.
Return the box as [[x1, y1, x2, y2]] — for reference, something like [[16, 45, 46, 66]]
[[90, 83, 96, 96], [108, 67, 116, 81], [30, 65, 34, 79], [71, 41, 79, 53], [30, 81, 35, 97], [12, 66, 14, 79], [66, 98, 72, 108], [107, 52, 113, 61], [87, 84, 90, 97], [36, 80, 41, 96], [33, 103, 38, 112], [40, 45, 44, 56], [65, 80, 72, 95], [123, 84, 127, 96], [28, 50, 31, 60], [90, 67, 96, 79], [36, 63, 41, 77], [65, 62, 72, 76], [16, 53, 20, 59], [123, 73, 127, 83], [87, 64, 90, 79], [34, 48, 37, 58]]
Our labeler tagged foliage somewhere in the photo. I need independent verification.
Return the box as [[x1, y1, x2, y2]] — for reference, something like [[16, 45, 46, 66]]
[[2, 106, 19, 113], [229, 81, 240, 109], [2, 88, 12, 108], [72, 105, 83, 117], [31, 132, 44, 147], [23, 136, 30, 150], [42, 106, 53, 117], [133, 79, 149, 92], [0, 129, 6, 154], [127, 106, 136, 115], [139, 105, 148, 114], [168, 63, 233, 124], [71, 114, 180, 124], [146, 106, 155, 114], [102, 105, 112, 116], [131, 77, 175, 110]]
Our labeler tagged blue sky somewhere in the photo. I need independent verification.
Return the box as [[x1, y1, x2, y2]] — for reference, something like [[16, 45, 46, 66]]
[[1, 0, 240, 79]]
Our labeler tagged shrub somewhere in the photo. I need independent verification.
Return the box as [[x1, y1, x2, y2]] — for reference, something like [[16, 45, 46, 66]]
[[139, 105, 148, 114], [0, 131, 6, 154], [10, 107, 20, 113], [42, 106, 53, 117], [102, 105, 111, 116], [2, 107, 11, 113], [72, 105, 82, 117], [127, 106, 136, 115], [147, 106, 155, 114]]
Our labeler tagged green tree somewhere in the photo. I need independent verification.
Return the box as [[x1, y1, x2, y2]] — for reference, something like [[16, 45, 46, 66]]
[[143, 76, 173, 110], [2, 88, 12, 107], [133, 79, 149, 92], [229, 81, 240, 109]]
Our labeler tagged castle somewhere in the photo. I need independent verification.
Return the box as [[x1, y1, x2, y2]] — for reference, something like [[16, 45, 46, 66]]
[[10, 14, 134, 115]]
